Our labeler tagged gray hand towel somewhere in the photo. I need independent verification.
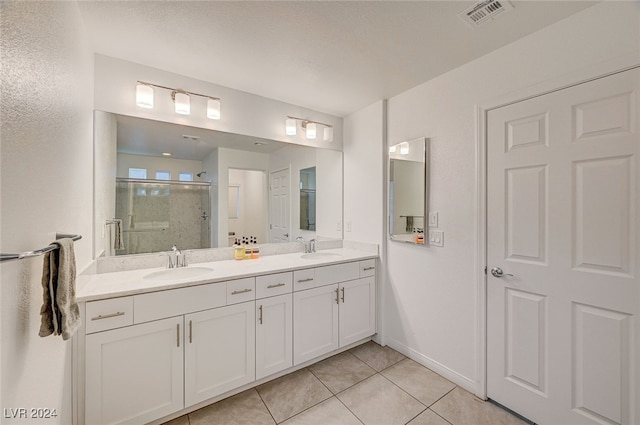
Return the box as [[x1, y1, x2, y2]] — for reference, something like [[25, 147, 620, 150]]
[[39, 238, 81, 340], [113, 219, 125, 251]]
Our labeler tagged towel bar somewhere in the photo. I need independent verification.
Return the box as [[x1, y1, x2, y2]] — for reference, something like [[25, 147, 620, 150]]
[[0, 234, 82, 262]]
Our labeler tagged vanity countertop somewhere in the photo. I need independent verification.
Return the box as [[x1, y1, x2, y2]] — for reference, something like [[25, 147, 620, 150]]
[[77, 248, 377, 302]]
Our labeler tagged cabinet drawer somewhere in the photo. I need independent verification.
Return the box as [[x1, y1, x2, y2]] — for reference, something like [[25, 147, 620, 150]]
[[256, 272, 292, 299], [293, 268, 316, 291], [359, 259, 376, 277], [315, 262, 359, 286], [227, 278, 256, 304], [134, 283, 226, 324], [85, 297, 133, 334]]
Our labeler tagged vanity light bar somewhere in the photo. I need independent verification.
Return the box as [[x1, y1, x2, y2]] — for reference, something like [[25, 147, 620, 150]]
[[136, 81, 221, 120], [285, 116, 334, 142]]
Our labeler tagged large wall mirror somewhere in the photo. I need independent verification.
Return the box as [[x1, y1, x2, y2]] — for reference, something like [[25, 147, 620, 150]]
[[388, 137, 429, 244], [93, 111, 343, 258]]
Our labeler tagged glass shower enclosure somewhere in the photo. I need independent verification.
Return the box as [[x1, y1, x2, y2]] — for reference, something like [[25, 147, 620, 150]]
[[115, 178, 211, 255]]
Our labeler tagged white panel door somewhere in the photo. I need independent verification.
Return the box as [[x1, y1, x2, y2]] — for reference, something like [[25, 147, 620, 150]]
[[85, 316, 184, 425], [270, 168, 290, 243], [339, 277, 376, 347], [487, 68, 639, 425], [184, 302, 255, 407], [293, 284, 339, 365], [256, 293, 293, 380]]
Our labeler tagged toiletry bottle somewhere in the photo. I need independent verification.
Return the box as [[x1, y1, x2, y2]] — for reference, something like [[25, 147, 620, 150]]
[[234, 245, 244, 260], [251, 246, 260, 259]]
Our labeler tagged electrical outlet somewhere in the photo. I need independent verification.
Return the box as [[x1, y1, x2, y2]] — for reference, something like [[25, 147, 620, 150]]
[[429, 230, 444, 247], [337, 221, 342, 231], [346, 221, 352, 232], [428, 211, 439, 227]]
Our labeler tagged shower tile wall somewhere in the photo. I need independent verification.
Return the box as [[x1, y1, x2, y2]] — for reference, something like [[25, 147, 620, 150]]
[[116, 181, 210, 255]]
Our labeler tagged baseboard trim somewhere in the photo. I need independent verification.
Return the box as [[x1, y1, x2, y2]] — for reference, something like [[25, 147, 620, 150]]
[[385, 338, 477, 394]]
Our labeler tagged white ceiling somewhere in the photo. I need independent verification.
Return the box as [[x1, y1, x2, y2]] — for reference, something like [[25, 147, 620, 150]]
[[78, 1, 597, 117]]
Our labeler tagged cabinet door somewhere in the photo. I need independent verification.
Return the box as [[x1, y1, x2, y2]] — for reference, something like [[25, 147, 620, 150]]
[[184, 302, 255, 407], [293, 284, 339, 365], [256, 293, 293, 380], [85, 316, 184, 425], [339, 277, 376, 347]]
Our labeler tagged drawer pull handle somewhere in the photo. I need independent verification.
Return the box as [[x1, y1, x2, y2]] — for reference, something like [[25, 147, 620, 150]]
[[177, 324, 180, 348], [363, 267, 375, 271], [297, 278, 314, 283], [341, 287, 345, 303], [189, 320, 193, 344], [91, 311, 125, 321], [335, 288, 340, 304], [267, 283, 286, 289], [231, 288, 252, 295], [258, 305, 263, 325]]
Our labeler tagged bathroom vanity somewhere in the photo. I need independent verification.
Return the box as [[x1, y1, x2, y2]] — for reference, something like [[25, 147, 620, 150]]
[[74, 247, 377, 425]]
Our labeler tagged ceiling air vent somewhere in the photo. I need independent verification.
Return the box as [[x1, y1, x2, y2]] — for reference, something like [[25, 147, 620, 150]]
[[458, 0, 514, 27]]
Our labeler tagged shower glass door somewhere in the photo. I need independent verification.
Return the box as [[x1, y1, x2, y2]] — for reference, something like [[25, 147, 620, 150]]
[[115, 179, 211, 255]]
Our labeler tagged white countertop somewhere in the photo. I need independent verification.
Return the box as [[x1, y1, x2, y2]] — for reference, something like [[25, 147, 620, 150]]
[[77, 248, 377, 302]]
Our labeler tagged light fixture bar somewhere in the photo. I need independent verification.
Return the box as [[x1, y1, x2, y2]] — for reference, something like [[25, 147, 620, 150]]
[[285, 115, 333, 129], [137, 81, 221, 102]]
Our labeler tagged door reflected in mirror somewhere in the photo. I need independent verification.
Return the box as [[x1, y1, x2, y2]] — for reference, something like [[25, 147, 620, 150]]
[[388, 137, 429, 245], [300, 167, 316, 231]]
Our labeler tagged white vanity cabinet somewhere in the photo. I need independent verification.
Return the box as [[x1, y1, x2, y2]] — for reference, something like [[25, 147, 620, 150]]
[[85, 316, 184, 425], [255, 272, 294, 380], [184, 301, 255, 406], [80, 255, 376, 425], [293, 260, 376, 365]]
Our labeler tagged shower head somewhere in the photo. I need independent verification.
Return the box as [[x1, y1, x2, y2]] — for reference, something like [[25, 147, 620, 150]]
[[196, 171, 207, 177]]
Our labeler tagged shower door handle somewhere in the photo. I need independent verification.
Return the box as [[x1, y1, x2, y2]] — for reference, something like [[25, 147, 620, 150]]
[[200, 211, 209, 221]]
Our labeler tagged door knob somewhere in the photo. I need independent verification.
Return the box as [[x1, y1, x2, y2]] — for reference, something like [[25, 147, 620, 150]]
[[283, 233, 289, 238], [491, 267, 514, 278]]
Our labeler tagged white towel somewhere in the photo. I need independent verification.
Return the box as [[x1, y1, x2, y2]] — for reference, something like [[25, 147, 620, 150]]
[[39, 238, 80, 340], [113, 219, 125, 250]]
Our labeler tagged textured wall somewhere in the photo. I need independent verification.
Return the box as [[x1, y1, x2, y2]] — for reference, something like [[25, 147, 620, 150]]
[[0, 2, 94, 422]]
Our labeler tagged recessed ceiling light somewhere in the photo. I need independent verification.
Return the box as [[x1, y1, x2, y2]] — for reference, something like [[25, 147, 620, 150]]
[[162, 152, 172, 156]]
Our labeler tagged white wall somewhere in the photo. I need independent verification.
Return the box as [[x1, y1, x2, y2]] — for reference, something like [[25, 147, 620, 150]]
[[0, 2, 94, 423], [380, 1, 640, 392], [93, 55, 344, 150], [228, 169, 267, 245]]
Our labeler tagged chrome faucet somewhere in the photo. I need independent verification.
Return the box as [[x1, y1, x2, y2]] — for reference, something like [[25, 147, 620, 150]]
[[309, 239, 318, 253], [168, 245, 187, 268], [296, 237, 317, 254]]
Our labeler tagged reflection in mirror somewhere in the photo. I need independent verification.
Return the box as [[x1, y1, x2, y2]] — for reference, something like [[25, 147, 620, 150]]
[[388, 137, 429, 245], [300, 167, 316, 231], [93, 111, 343, 258]]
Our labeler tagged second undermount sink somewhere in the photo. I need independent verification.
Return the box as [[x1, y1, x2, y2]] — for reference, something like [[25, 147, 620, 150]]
[[143, 266, 214, 281], [300, 252, 343, 260]]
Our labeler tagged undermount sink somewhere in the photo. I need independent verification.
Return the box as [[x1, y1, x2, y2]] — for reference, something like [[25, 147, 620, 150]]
[[143, 266, 214, 281], [300, 252, 343, 260]]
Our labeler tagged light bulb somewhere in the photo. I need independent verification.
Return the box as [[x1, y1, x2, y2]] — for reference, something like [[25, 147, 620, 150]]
[[174, 92, 190, 115], [136, 83, 153, 108], [400, 142, 410, 155], [207, 98, 220, 120], [285, 118, 297, 136], [389, 145, 397, 153], [323, 126, 333, 142], [306, 122, 317, 139]]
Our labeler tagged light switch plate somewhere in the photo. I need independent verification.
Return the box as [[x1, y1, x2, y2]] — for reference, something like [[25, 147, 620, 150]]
[[429, 230, 444, 247], [428, 212, 439, 227]]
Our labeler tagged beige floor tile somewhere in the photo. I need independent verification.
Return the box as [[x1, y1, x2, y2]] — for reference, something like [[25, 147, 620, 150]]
[[337, 374, 426, 425], [431, 387, 526, 425], [189, 388, 275, 425], [308, 351, 376, 394], [407, 409, 451, 425], [256, 368, 332, 423], [161, 415, 190, 425], [280, 397, 362, 425], [349, 341, 406, 372], [382, 359, 456, 406]]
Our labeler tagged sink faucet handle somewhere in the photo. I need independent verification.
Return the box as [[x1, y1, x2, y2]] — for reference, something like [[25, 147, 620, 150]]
[[309, 239, 318, 253], [164, 251, 175, 269]]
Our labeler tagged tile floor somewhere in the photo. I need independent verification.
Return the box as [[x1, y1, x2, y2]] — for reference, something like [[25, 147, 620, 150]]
[[163, 342, 526, 425]]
